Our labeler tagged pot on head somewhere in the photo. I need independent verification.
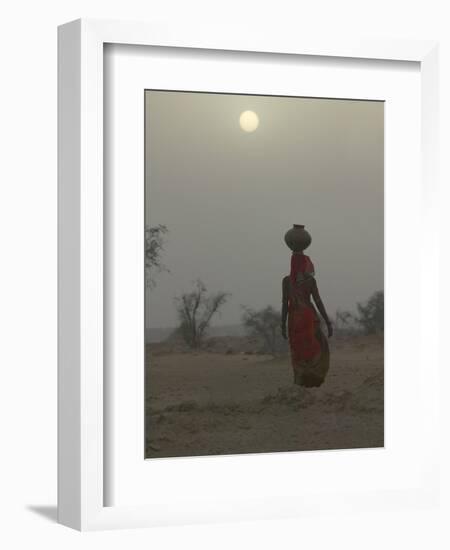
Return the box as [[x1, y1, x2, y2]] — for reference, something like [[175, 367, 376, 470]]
[[284, 224, 312, 252]]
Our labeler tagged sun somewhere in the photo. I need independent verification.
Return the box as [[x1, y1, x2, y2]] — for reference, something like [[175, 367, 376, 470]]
[[239, 110, 259, 133]]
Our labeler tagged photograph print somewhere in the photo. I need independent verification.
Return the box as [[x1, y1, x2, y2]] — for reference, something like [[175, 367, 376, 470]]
[[144, 90, 384, 459]]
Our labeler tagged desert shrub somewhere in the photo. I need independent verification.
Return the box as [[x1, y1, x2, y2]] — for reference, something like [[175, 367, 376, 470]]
[[241, 305, 286, 355], [355, 290, 384, 334], [145, 224, 169, 288], [174, 279, 230, 348]]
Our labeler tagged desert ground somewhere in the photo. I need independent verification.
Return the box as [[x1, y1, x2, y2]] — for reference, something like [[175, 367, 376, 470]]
[[145, 333, 384, 458]]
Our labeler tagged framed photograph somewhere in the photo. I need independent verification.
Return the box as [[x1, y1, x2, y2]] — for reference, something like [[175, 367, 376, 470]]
[[143, 90, 384, 459], [58, 19, 440, 530]]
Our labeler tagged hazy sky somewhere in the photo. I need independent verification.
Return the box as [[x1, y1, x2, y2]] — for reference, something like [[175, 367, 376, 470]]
[[145, 91, 384, 329]]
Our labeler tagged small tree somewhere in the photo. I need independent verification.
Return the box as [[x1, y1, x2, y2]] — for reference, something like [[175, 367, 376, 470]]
[[334, 308, 356, 335], [355, 290, 384, 334], [242, 305, 282, 355], [174, 279, 230, 348], [145, 224, 169, 288]]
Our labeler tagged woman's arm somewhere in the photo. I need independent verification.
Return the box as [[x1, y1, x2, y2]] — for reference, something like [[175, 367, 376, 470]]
[[281, 276, 289, 339], [311, 279, 333, 337]]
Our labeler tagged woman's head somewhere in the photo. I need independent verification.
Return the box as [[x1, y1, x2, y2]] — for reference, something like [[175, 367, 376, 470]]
[[290, 253, 315, 285]]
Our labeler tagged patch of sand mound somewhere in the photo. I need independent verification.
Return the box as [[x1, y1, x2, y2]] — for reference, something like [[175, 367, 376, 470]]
[[261, 385, 316, 409], [145, 334, 384, 457]]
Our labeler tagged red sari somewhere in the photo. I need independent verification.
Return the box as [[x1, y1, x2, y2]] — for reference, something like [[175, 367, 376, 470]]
[[287, 254, 330, 387]]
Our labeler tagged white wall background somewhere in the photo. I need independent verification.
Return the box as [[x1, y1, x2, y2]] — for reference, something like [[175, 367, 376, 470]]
[[0, 0, 449, 547]]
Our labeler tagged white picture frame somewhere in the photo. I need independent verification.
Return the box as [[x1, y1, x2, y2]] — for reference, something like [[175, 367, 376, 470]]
[[58, 18, 440, 531]]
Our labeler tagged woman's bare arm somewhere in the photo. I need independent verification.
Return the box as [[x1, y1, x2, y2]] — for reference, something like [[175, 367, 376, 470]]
[[311, 279, 333, 337], [281, 276, 289, 339]]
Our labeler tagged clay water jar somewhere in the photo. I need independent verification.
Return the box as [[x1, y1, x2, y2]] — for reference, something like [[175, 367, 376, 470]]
[[284, 224, 312, 252]]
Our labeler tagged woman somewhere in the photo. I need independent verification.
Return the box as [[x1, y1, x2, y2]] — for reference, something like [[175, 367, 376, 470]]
[[281, 252, 333, 387]]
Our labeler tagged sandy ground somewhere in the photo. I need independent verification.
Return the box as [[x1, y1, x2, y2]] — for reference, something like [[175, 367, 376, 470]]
[[145, 335, 384, 458]]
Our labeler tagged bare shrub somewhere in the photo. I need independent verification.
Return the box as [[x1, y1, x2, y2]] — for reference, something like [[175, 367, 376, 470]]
[[174, 279, 230, 348]]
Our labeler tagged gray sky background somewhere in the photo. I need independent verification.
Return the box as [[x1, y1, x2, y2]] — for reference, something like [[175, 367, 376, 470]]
[[145, 91, 384, 329]]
